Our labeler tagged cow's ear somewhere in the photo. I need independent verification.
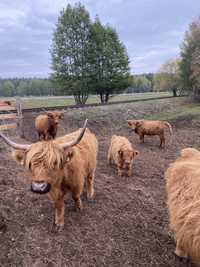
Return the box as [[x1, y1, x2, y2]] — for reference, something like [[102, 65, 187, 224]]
[[12, 150, 26, 165], [47, 112, 54, 118], [127, 120, 133, 126], [136, 121, 142, 127], [64, 148, 74, 163], [118, 149, 123, 157]]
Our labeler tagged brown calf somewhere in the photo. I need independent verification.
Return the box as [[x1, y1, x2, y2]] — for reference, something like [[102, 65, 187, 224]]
[[127, 119, 172, 148], [35, 111, 64, 140], [108, 135, 139, 177]]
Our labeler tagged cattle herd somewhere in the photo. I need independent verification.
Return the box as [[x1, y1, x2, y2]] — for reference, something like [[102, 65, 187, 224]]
[[0, 109, 200, 266]]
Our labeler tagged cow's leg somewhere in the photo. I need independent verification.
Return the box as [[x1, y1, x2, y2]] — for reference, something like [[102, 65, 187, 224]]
[[139, 133, 144, 143], [117, 167, 123, 176], [39, 133, 44, 140], [38, 132, 44, 141], [49, 188, 65, 230], [45, 130, 53, 140], [72, 188, 83, 210], [175, 241, 188, 258], [107, 148, 112, 164], [54, 197, 65, 227], [86, 172, 95, 198], [127, 167, 132, 177], [44, 130, 48, 140], [159, 134, 165, 148], [52, 128, 57, 139]]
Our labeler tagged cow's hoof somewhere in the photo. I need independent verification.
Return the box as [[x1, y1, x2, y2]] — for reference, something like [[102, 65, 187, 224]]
[[175, 248, 188, 259], [87, 191, 94, 199], [86, 195, 95, 203], [74, 205, 82, 212], [51, 223, 64, 233]]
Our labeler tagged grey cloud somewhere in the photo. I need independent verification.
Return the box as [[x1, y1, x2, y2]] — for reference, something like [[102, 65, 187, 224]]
[[0, 0, 200, 77]]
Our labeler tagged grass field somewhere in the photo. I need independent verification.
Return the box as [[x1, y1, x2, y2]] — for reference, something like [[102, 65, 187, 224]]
[[144, 100, 200, 122], [2, 92, 172, 108]]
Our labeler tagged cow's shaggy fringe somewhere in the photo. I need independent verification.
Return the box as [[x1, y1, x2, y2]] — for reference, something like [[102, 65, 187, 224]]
[[25, 141, 64, 171], [165, 148, 200, 266]]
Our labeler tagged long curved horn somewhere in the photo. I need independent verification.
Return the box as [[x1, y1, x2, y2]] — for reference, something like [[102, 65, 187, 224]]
[[61, 119, 88, 149], [0, 132, 31, 151]]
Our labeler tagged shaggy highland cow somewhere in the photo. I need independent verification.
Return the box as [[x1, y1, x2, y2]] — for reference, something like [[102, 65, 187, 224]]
[[35, 111, 64, 140], [0, 120, 98, 231], [127, 119, 172, 148], [165, 148, 200, 266], [108, 135, 139, 176]]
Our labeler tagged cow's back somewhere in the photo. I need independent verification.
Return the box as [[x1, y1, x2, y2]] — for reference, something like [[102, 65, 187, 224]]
[[141, 120, 164, 135], [57, 128, 98, 174], [165, 148, 200, 265], [35, 114, 49, 132]]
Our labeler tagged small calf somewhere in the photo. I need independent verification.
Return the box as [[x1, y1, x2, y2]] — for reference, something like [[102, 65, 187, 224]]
[[35, 111, 64, 140], [127, 119, 172, 148], [108, 135, 139, 177]]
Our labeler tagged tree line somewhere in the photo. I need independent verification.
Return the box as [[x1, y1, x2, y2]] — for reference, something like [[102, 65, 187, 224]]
[[153, 17, 200, 99], [0, 78, 57, 97], [0, 74, 154, 97], [126, 73, 154, 93]]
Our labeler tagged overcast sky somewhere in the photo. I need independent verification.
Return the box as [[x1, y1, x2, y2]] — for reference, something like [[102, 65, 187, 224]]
[[0, 0, 200, 78]]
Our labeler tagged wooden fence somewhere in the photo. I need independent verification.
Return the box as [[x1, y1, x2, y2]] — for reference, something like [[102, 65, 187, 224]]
[[0, 98, 24, 137]]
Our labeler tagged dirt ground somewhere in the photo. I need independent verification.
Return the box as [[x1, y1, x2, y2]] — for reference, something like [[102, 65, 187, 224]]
[[0, 98, 199, 267]]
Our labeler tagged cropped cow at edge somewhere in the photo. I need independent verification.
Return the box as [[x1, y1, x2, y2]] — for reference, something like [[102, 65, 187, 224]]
[[108, 135, 139, 177], [35, 111, 64, 140], [166, 148, 200, 266], [127, 119, 172, 148], [0, 120, 98, 230]]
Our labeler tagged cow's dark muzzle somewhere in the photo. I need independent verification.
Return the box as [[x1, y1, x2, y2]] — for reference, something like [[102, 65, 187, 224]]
[[31, 181, 51, 194]]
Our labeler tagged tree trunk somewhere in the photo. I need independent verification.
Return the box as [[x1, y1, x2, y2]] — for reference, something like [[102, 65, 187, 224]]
[[74, 92, 88, 105], [172, 88, 177, 97], [105, 93, 109, 103], [193, 86, 200, 101], [99, 93, 110, 103]]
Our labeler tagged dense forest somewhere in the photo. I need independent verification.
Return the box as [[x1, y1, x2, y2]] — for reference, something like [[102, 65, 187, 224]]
[[0, 74, 155, 97], [0, 78, 58, 97]]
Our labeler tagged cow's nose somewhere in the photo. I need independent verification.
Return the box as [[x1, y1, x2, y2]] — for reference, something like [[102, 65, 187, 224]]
[[31, 181, 51, 194]]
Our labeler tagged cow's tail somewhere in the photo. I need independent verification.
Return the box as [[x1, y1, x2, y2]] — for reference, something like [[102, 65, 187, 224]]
[[164, 122, 173, 135]]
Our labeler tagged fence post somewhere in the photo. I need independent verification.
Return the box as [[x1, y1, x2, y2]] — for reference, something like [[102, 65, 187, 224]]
[[16, 97, 24, 138]]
